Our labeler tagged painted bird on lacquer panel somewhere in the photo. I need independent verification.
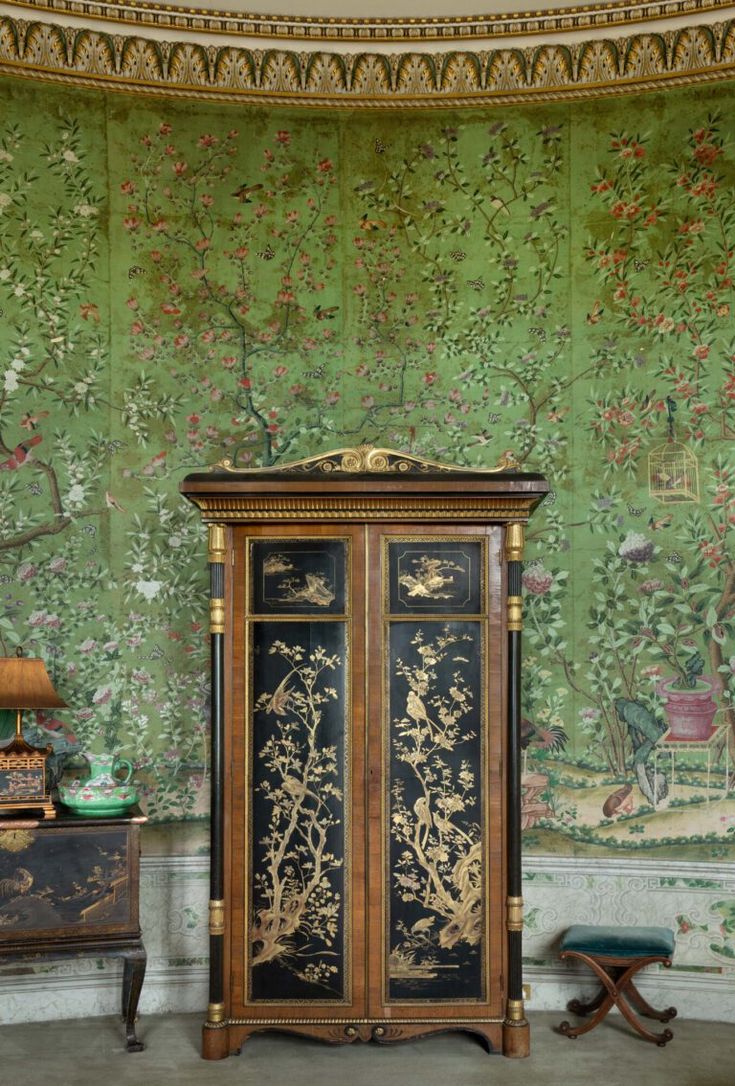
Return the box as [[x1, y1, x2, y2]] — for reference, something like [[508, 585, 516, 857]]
[[406, 690, 433, 731]]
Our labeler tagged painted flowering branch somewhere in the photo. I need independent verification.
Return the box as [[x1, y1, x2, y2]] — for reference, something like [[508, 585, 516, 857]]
[[126, 123, 341, 467]]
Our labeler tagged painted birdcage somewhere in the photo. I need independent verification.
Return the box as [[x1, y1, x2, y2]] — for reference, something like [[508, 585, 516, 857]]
[[648, 396, 700, 504], [648, 440, 699, 503]]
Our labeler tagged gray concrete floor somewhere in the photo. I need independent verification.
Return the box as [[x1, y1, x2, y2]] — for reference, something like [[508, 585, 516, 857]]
[[0, 1011, 733, 1086]]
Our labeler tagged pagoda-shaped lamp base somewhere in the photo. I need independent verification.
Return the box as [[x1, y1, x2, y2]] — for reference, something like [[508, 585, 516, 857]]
[[0, 649, 68, 819], [0, 725, 56, 819]]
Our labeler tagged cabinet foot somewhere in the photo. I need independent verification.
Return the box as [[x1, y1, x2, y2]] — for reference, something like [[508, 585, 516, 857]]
[[202, 1023, 231, 1060], [502, 1018, 530, 1058]]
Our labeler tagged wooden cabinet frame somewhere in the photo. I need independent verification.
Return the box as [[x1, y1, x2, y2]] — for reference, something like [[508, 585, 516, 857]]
[[181, 446, 547, 1060]]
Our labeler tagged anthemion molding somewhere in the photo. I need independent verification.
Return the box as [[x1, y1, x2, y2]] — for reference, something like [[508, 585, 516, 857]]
[[0, 7, 734, 106]]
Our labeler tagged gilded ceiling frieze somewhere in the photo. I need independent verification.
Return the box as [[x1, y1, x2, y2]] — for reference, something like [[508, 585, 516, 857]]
[[0, 12, 733, 102]]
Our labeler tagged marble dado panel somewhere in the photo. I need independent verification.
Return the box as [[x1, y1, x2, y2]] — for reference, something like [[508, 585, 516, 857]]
[[0, 12, 734, 102], [0, 855, 733, 1024]]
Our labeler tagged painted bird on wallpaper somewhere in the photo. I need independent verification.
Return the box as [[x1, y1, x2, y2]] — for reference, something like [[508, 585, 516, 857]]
[[232, 182, 264, 202], [586, 300, 604, 325], [105, 491, 126, 513], [520, 717, 568, 754], [79, 302, 100, 322], [602, 783, 634, 818], [359, 213, 387, 232], [614, 698, 668, 807], [0, 434, 42, 471], [20, 411, 49, 431], [314, 305, 339, 321]]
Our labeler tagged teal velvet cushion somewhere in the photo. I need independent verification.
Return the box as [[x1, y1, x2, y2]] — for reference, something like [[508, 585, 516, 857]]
[[560, 925, 675, 959]]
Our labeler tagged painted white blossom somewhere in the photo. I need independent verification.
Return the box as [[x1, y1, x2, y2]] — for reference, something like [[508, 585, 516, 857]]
[[73, 203, 97, 218], [0, 267, 10, 280], [92, 685, 113, 705], [67, 483, 86, 504], [0, 192, 11, 212], [0, 149, 13, 162], [3, 370, 19, 392], [62, 149, 79, 163], [136, 578, 163, 601], [10, 357, 25, 372]]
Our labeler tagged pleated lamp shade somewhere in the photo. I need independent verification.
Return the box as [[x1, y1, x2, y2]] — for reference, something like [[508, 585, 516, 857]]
[[0, 650, 68, 709]]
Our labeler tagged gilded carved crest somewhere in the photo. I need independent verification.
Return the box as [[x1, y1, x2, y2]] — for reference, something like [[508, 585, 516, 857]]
[[214, 444, 519, 475]]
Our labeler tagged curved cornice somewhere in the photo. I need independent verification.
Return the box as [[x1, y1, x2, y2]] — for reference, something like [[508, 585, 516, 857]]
[[3, 0, 735, 42], [0, 11, 734, 103]]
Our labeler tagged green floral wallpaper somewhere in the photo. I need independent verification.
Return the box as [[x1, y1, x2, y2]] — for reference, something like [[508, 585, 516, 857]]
[[0, 75, 733, 854]]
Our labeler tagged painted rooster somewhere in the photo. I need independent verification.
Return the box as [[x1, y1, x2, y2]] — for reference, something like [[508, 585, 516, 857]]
[[520, 717, 568, 754], [520, 717, 568, 776]]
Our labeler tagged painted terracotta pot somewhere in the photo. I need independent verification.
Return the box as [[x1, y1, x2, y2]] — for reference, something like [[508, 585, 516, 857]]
[[657, 676, 718, 741], [59, 751, 138, 816]]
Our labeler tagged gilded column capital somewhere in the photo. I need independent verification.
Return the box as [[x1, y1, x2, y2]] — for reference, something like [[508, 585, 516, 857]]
[[208, 524, 226, 564], [504, 523, 525, 563]]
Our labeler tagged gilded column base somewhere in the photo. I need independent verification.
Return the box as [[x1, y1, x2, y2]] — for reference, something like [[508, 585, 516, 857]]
[[202, 1019, 230, 1060], [502, 1001, 530, 1059]]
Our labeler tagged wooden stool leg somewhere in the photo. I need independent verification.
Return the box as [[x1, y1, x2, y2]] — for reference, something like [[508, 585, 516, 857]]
[[560, 952, 675, 1046], [568, 967, 623, 1017], [615, 960, 675, 1045], [559, 954, 618, 1039], [624, 978, 677, 1023]]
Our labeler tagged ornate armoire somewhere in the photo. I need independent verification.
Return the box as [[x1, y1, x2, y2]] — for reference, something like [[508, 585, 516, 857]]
[[181, 446, 548, 1060]]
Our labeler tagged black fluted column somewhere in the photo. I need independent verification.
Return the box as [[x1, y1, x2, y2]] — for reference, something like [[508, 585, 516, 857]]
[[207, 524, 226, 1026], [504, 522, 527, 1048]]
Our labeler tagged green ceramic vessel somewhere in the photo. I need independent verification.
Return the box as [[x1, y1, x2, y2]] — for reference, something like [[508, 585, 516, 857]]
[[59, 752, 138, 816]]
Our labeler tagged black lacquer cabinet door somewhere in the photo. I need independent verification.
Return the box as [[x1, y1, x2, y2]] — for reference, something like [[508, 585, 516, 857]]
[[367, 526, 506, 1020]]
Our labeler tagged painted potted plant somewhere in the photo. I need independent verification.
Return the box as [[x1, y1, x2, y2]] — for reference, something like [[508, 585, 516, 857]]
[[656, 650, 719, 741]]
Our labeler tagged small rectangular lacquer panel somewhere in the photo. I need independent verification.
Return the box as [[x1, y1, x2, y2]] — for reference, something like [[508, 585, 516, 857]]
[[250, 539, 347, 615], [0, 824, 133, 938], [386, 538, 484, 615], [249, 620, 349, 1003], [0, 763, 45, 801], [385, 620, 485, 1003]]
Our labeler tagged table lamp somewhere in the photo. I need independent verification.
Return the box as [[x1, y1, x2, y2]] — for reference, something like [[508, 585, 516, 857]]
[[0, 646, 68, 818]]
